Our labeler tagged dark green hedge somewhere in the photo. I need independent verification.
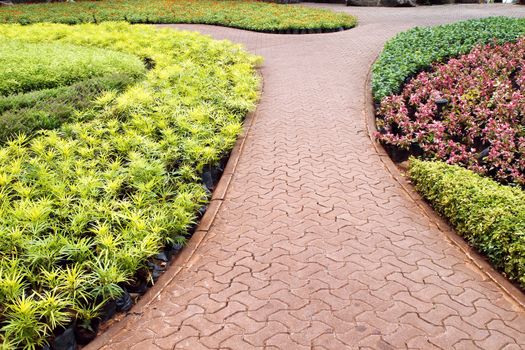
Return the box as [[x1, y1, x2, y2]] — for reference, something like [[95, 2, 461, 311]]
[[372, 17, 525, 102], [408, 159, 525, 290]]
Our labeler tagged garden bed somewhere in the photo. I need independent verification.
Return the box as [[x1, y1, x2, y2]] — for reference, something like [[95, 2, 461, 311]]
[[0, 22, 261, 349], [0, 0, 357, 33], [0, 40, 145, 143], [409, 160, 525, 290], [372, 17, 525, 102], [371, 17, 525, 292], [376, 38, 525, 186]]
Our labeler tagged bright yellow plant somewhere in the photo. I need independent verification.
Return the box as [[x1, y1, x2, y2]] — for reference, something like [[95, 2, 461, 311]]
[[0, 22, 260, 348]]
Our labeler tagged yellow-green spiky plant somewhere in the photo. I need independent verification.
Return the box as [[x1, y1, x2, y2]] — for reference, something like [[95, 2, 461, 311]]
[[0, 22, 261, 348]]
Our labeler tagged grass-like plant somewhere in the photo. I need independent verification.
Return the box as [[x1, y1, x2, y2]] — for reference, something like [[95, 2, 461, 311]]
[[0, 38, 145, 144], [0, 22, 261, 348], [0, 0, 357, 32], [0, 74, 139, 145], [0, 40, 145, 96]]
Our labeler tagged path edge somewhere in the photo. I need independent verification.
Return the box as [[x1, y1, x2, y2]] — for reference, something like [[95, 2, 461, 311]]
[[84, 75, 264, 350], [363, 61, 525, 311]]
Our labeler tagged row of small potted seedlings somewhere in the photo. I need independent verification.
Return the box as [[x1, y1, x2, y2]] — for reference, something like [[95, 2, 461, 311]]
[[42, 158, 228, 350]]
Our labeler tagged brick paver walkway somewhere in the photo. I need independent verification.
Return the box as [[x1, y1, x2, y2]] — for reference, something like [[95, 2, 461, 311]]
[[91, 5, 525, 349]]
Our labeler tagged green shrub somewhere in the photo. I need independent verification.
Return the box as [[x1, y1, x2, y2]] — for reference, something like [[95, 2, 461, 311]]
[[372, 17, 525, 102], [0, 22, 260, 348], [0, 40, 145, 96], [0, 0, 357, 32], [408, 159, 525, 290]]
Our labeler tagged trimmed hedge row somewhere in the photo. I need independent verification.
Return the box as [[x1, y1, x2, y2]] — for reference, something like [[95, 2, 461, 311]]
[[408, 159, 525, 290], [372, 17, 525, 102], [0, 0, 357, 32]]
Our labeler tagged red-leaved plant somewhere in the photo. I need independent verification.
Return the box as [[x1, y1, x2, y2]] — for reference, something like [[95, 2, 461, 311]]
[[376, 38, 525, 186]]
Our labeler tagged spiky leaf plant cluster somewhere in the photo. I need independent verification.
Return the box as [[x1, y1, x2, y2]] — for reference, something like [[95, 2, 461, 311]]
[[0, 40, 145, 144], [0, 73, 140, 144], [0, 40, 145, 96], [0, 22, 261, 349]]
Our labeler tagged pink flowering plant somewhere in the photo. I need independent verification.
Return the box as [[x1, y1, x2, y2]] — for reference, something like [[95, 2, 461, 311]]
[[376, 38, 525, 187]]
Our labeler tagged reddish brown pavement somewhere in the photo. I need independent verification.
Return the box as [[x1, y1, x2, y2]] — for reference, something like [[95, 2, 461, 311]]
[[90, 5, 525, 350]]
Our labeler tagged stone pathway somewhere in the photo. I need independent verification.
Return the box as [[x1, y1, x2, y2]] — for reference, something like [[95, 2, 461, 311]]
[[89, 5, 525, 349]]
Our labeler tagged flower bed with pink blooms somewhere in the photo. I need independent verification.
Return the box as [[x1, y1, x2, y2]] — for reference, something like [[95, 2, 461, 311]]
[[376, 38, 525, 187]]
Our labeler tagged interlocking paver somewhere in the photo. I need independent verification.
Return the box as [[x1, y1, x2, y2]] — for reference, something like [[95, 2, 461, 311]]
[[88, 4, 525, 350]]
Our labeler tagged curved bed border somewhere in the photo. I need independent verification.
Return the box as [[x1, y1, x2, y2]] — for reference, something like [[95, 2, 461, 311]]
[[363, 58, 525, 311], [84, 78, 264, 350]]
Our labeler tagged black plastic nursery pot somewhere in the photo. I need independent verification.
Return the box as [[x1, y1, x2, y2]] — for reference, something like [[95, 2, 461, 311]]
[[43, 325, 76, 350], [53, 327, 76, 350], [99, 300, 117, 323], [201, 155, 228, 192], [276, 27, 347, 34], [74, 319, 100, 346]]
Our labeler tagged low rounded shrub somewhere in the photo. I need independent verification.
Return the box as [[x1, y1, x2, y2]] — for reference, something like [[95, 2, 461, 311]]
[[376, 38, 525, 187], [409, 159, 525, 290], [0, 0, 357, 32], [372, 17, 525, 102], [0, 22, 260, 349]]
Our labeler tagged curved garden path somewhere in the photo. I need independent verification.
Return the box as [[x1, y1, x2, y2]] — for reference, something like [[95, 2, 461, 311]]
[[89, 5, 525, 349]]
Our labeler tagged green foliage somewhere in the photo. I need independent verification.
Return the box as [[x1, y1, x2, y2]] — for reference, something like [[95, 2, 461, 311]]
[[0, 39, 145, 144], [372, 17, 525, 102], [0, 0, 357, 31], [0, 40, 145, 96], [0, 73, 138, 144], [0, 22, 260, 348], [408, 159, 525, 290], [375, 17, 525, 290]]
